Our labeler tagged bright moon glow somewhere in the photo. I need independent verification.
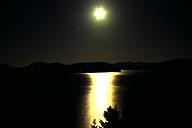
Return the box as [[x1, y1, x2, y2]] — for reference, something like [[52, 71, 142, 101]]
[[93, 7, 107, 21]]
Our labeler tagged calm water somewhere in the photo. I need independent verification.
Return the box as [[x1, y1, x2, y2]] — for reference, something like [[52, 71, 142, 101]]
[[2, 69, 190, 128], [77, 71, 137, 128]]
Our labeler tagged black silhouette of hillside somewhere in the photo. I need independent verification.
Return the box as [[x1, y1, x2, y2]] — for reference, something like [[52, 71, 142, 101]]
[[24, 62, 69, 74], [114, 58, 192, 70], [155, 58, 192, 70], [0, 64, 12, 72], [0, 58, 192, 74], [70, 62, 120, 73], [0, 62, 120, 74], [114, 61, 152, 70]]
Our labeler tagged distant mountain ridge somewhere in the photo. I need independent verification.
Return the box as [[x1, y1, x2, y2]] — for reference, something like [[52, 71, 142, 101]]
[[0, 58, 192, 74], [0, 61, 120, 74], [114, 58, 192, 70]]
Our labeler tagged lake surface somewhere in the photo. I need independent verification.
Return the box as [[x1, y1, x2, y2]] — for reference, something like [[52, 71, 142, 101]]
[[2, 69, 190, 128], [77, 71, 138, 128], [75, 70, 191, 128], [2, 70, 141, 128]]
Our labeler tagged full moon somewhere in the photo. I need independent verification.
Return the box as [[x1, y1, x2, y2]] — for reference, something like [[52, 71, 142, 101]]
[[93, 7, 107, 21]]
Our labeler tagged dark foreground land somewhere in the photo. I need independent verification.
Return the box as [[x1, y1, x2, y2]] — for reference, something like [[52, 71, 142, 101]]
[[1, 59, 192, 128]]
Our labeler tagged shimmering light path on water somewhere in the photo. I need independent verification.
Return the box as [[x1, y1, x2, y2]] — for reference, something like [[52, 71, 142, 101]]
[[85, 72, 120, 127]]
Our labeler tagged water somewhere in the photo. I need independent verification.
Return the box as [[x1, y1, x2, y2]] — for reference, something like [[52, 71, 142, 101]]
[[2, 69, 190, 127], [2, 71, 138, 128], [78, 71, 136, 128]]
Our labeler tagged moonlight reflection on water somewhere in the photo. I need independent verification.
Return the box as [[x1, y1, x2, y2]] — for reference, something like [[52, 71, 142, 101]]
[[85, 72, 119, 127]]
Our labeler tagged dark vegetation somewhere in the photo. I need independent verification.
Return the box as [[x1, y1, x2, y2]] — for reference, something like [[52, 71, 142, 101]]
[[91, 106, 122, 128]]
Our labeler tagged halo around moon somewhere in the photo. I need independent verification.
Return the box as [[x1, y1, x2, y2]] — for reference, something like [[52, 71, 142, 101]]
[[93, 7, 107, 21]]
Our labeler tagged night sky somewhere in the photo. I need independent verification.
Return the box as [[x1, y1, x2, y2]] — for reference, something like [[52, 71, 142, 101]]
[[0, 0, 192, 66]]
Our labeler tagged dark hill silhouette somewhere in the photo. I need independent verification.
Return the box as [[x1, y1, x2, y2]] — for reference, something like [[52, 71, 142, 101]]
[[155, 58, 192, 70], [114, 61, 152, 70], [24, 62, 50, 73], [70, 62, 120, 73], [0, 64, 22, 74], [115, 58, 192, 70], [0, 62, 120, 74], [24, 62, 69, 74], [0, 64, 12, 72], [1, 58, 192, 74]]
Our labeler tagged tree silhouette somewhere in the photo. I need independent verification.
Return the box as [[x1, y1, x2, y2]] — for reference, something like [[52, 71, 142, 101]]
[[91, 106, 122, 128], [91, 119, 98, 128]]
